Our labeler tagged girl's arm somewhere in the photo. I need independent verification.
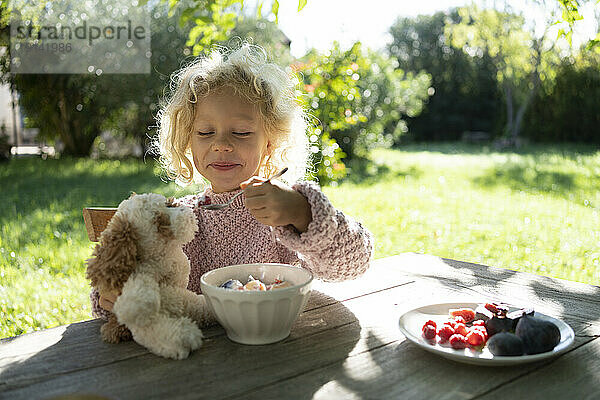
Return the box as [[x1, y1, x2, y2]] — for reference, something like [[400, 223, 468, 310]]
[[272, 180, 374, 282]]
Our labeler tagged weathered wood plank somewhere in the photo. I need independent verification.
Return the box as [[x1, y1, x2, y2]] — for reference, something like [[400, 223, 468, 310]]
[[238, 336, 596, 400], [477, 337, 600, 400], [0, 258, 415, 390], [0, 286, 399, 398], [1, 254, 598, 400], [221, 268, 599, 400], [1, 275, 593, 400], [304, 257, 416, 310], [0, 264, 414, 389], [0, 319, 227, 378]]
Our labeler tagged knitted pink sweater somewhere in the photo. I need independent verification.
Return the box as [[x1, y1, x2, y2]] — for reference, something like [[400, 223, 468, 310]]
[[91, 180, 374, 319]]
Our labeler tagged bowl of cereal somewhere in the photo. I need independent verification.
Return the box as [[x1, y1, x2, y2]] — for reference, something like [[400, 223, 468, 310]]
[[200, 263, 313, 345]]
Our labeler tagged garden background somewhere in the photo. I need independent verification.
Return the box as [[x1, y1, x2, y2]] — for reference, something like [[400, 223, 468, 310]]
[[0, 0, 598, 338]]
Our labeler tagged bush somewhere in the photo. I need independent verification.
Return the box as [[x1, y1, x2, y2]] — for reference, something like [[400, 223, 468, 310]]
[[524, 53, 600, 143], [296, 42, 430, 184], [0, 131, 10, 161]]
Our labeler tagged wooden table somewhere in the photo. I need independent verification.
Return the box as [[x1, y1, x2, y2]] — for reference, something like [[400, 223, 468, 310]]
[[1, 253, 599, 399]]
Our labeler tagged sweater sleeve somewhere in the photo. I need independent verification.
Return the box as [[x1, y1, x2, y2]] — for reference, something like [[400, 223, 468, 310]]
[[272, 180, 374, 282], [90, 287, 111, 321]]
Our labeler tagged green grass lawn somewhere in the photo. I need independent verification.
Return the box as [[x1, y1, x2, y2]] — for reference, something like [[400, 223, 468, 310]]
[[1, 143, 599, 339]]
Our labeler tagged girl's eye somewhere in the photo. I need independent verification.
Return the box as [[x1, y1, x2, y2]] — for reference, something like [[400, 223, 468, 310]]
[[195, 131, 214, 136], [233, 132, 252, 136]]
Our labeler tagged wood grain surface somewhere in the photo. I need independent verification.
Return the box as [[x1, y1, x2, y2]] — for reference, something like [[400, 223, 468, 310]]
[[1, 253, 598, 400]]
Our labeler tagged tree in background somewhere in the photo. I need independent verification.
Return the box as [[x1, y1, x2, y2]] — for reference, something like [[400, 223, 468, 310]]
[[525, 47, 600, 143], [96, 7, 194, 156], [163, 0, 307, 56], [12, 75, 117, 156], [388, 10, 501, 141], [0, 0, 302, 157], [0, 2, 194, 156], [296, 42, 431, 183], [445, 4, 561, 143], [0, 2, 295, 157], [226, 17, 294, 66]]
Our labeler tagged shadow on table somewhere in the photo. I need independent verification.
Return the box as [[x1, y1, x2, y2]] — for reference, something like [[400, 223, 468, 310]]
[[0, 319, 146, 399], [0, 291, 362, 400], [223, 289, 362, 399]]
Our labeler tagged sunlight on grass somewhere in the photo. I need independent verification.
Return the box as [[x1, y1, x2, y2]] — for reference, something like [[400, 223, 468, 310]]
[[1, 145, 599, 339], [0, 157, 197, 339], [326, 144, 599, 285]]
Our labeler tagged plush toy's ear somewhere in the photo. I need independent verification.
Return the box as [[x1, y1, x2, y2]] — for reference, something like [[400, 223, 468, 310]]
[[154, 211, 175, 240], [86, 213, 139, 293]]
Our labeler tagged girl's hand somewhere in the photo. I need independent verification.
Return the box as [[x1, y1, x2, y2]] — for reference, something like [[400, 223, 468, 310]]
[[240, 176, 312, 233], [99, 289, 118, 312]]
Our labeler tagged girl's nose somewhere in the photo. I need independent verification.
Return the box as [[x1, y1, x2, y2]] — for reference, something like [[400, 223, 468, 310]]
[[210, 133, 233, 152]]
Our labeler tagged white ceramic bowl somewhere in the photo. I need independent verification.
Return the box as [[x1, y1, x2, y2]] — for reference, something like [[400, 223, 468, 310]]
[[200, 263, 313, 345]]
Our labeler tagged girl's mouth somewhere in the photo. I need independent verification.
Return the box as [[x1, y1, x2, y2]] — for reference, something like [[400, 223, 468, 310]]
[[210, 163, 240, 171]]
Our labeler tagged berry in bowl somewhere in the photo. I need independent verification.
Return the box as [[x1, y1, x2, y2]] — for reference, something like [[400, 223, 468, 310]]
[[200, 263, 313, 345]]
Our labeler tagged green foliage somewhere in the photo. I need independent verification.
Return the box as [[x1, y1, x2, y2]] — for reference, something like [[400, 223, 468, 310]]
[[226, 16, 293, 66], [358, 49, 431, 148], [297, 42, 430, 183], [445, 5, 560, 140], [0, 128, 9, 161], [555, 0, 600, 48], [446, 6, 533, 95], [0, 3, 193, 157], [296, 43, 366, 183], [388, 10, 502, 141], [100, 5, 197, 154], [13, 75, 113, 156], [164, 0, 308, 55], [524, 51, 600, 143], [182, 0, 238, 55], [389, 5, 597, 144], [0, 157, 198, 338]]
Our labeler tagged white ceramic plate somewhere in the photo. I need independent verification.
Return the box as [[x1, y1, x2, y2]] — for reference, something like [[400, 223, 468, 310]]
[[398, 302, 575, 366]]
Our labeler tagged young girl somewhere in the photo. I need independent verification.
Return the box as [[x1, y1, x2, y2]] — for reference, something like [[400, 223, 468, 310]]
[[92, 43, 373, 319]]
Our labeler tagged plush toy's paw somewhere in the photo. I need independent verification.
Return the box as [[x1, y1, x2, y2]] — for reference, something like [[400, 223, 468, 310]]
[[179, 319, 205, 355], [154, 317, 204, 360], [101, 314, 133, 343], [130, 315, 204, 360]]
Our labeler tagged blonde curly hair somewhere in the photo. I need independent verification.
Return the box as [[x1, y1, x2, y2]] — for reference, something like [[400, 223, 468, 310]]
[[153, 43, 312, 188]]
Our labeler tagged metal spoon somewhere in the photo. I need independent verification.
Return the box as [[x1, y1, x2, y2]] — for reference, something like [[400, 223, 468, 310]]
[[200, 167, 288, 210]]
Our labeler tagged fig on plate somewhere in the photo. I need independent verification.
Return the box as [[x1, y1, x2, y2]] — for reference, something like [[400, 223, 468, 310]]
[[515, 315, 561, 355], [487, 332, 525, 356], [485, 315, 513, 336]]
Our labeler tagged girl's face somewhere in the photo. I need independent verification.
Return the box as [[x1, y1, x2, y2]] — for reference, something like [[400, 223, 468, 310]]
[[190, 87, 271, 193]]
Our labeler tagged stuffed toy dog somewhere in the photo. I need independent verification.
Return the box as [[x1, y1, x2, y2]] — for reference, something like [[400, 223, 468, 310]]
[[86, 193, 214, 359]]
